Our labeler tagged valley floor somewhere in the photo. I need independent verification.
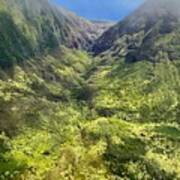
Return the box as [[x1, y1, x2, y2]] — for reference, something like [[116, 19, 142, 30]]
[[0, 48, 180, 180]]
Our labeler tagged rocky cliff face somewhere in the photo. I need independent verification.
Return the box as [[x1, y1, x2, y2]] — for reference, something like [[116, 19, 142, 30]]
[[92, 0, 180, 63]]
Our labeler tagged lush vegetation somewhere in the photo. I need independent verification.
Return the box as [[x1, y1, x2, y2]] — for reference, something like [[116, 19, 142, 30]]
[[91, 57, 180, 122], [0, 49, 180, 179], [0, 0, 180, 179], [0, 0, 94, 68]]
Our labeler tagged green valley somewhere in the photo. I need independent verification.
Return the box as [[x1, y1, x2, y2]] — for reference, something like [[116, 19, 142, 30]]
[[0, 0, 180, 179]]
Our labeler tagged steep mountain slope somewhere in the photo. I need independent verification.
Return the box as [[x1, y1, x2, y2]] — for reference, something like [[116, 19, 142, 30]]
[[0, 0, 97, 139], [90, 20, 115, 41], [89, 0, 180, 123], [0, 0, 111, 68], [0, 0, 180, 179], [56, 8, 114, 49], [86, 1, 180, 177], [93, 0, 180, 63]]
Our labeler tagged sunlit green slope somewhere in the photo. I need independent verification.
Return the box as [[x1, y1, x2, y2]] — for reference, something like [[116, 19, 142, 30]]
[[0, 46, 92, 135], [0, 0, 180, 179], [89, 57, 180, 122], [1, 50, 180, 179]]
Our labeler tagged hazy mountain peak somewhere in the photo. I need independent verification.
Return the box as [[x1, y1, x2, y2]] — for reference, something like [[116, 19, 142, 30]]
[[138, 0, 180, 17], [92, 0, 180, 62]]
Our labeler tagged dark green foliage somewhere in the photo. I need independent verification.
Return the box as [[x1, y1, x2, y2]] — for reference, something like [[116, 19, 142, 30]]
[[0, 12, 33, 68], [105, 137, 146, 177], [0, 0, 101, 69], [38, 20, 59, 50]]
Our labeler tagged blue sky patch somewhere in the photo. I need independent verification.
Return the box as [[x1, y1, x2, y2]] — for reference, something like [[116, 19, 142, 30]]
[[52, 0, 144, 21]]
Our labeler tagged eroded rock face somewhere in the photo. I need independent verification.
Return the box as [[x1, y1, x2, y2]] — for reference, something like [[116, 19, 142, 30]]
[[92, 0, 180, 62]]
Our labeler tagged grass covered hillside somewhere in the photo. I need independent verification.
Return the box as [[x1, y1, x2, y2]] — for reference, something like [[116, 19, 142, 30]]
[[0, 0, 180, 179]]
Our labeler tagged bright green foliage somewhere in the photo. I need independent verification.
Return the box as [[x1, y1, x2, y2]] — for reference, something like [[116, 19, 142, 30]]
[[0, 45, 180, 179], [0, 48, 180, 179], [1, 116, 180, 179], [0, 0, 180, 178], [91, 57, 180, 122], [0, 46, 91, 134]]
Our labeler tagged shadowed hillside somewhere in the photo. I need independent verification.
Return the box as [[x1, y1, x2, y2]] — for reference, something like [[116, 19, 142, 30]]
[[93, 0, 180, 63], [0, 0, 112, 68]]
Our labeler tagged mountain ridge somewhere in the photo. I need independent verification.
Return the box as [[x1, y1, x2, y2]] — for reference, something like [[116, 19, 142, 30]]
[[92, 0, 180, 63], [0, 0, 112, 68], [0, 0, 180, 179]]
